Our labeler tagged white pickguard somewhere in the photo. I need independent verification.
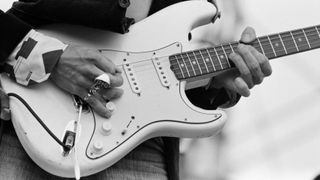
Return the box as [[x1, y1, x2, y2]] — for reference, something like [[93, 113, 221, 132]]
[[0, 1, 227, 177]]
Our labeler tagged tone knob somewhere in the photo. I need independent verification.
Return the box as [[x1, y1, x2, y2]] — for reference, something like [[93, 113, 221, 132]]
[[101, 122, 112, 135], [93, 141, 104, 152]]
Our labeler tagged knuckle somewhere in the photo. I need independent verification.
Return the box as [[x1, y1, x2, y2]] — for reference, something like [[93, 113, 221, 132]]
[[249, 62, 260, 73], [238, 44, 248, 52], [230, 53, 242, 64], [241, 69, 251, 78]]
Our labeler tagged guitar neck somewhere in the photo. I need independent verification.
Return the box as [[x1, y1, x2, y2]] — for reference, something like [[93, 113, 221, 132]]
[[170, 25, 320, 80]]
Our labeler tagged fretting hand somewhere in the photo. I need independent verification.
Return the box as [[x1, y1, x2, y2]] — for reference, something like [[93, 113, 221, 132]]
[[211, 27, 272, 97]]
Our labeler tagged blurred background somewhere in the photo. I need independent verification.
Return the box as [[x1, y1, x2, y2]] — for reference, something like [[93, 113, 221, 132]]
[[1, 0, 320, 180], [181, 0, 320, 180]]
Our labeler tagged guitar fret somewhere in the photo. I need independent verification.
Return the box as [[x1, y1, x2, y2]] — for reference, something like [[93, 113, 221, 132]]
[[280, 32, 297, 54], [221, 45, 231, 67], [259, 36, 276, 58], [302, 29, 311, 48], [292, 29, 310, 51], [213, 47, 224, 69], [290, 31, 300, 51], [267, 36, 277, 56], [206, 49, 216, 71], [185, 53, 197, 76], [193, 51, 208, 74], [316, 26, 320, 39], [304, 27, 320, 48], [269, 34, 286, 57], [174, 56, 185, 79], [278, 34, 288, 54], [198, 50, 210, 73], [188, 52, 202, 75], [257, 38, 266, 55], [229, 43, 236, 53], [193, 51, 205, 74], [180, 54, 191, 77]]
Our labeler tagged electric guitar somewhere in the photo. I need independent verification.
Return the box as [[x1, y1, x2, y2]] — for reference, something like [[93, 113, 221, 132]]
[[1, 1, 320, 178]]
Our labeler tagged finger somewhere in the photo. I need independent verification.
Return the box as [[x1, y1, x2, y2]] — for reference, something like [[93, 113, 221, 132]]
[[218, 76, 250, 97], [250, 48, 272, 77], [229, 52, 254, 88], [86, 66, 123, 87], [234, 77, 250, 97], [99, 88, 124, 101], [108, 72, 124, 87], [78, 89, 112, 118], [241, 26, 257, 43], [0, 89, 10, 121], [91, 52, 117, 74], [238, 44, 264, 85]]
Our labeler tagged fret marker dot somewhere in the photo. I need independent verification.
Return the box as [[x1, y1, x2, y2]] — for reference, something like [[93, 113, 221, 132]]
[[205, 58, 210, 62], [192, 61, 196, 65], [180, 64, 184, 67], [275, 43, 279, 47], [298, 38, 302, 42], [220, 55, 224, 59]]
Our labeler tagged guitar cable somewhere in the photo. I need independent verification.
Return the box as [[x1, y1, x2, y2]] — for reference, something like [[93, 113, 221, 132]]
[[7, 93, 72, 151]]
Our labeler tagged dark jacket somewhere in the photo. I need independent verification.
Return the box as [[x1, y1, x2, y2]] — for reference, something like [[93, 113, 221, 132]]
[[0, 10, 32, 64]]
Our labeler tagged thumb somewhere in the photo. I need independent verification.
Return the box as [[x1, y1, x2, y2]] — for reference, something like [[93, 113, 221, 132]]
[[240, 26, 257, 43]]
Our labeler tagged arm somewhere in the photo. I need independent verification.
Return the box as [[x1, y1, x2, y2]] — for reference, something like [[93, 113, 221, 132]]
[[0, 10, 32, 120], [8, 0, 134, 33], [0, 10, 123, 119]]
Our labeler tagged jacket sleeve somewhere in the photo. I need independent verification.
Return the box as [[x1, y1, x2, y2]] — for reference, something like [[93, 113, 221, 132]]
[[7, 0, 134, 33], [0, 10, 32, 64]]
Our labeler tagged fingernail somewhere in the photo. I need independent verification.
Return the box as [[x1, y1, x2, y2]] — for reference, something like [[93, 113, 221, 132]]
[[106, 102, 116, 113], [104, 112, 111, 119], [229, 52, 236, 59], [238, 44, 245, 49]]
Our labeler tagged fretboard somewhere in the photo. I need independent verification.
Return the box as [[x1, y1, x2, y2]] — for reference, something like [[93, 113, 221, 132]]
[[170, 25, 320, 80]]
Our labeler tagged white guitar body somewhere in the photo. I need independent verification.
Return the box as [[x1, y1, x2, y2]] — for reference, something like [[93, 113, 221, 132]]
[[1, 1, 226, 178]]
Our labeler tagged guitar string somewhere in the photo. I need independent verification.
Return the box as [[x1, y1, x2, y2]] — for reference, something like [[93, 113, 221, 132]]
[[170, 35, 320, 73], [99, 32, 320, 76], [109, 41, 320, 78], [122, 37, 320, 71], [102, 30, 320, 67]]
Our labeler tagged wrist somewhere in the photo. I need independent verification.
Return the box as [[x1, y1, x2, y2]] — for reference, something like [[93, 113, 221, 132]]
[[5, 30, 67, 86]]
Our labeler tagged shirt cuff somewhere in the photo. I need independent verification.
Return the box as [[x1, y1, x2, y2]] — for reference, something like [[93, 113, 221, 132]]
[[5, 29, 67, 86]]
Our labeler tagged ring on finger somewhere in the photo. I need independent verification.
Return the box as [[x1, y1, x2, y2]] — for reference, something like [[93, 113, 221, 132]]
[[83, 92, 93, 101], [94, 73, 111, 89]]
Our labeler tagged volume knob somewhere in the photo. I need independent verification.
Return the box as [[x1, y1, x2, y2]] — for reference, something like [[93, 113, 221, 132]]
[[93, 141, 104, 152], [101, 122, 112, 135]]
